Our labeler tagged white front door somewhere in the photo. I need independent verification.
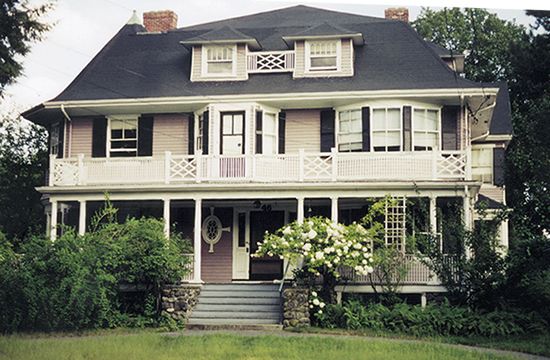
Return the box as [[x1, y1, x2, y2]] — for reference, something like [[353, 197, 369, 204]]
[[232, 211, 249, 279], [221, 112, 244, 155]]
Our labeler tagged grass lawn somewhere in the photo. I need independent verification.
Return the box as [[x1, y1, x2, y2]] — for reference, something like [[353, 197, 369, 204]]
[[291, 327, 550, 358], [0, 332, 519, 360]]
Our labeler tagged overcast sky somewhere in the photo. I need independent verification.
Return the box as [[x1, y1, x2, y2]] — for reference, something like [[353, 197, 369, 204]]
[[2, 0, 548, 117]]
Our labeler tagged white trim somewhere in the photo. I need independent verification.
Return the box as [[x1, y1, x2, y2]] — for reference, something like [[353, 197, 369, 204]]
[[481, 134, 512, 142], [411, 106, 442, 152]]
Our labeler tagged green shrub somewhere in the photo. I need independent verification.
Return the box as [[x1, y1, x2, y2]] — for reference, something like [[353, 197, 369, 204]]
[[0, 203, 191, 333], [315, 300, 547, 337]]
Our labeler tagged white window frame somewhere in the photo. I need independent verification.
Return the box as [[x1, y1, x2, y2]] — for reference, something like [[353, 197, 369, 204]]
[[195, 113, 204, 153], [370, 107, 403, 152], [262, 112, 278, 155], [412, 107, 441, 151], [201, 44, 237, 77], [107, 116, 138, 158], [472, 145, 494, 184], [50, 122, 60, 156], [305, 39, 341, 73], [337, 109, 362, 152]]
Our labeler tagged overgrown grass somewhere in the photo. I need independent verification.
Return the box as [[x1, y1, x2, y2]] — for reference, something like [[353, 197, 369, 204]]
[[0, 332, 517, 360], [291, 327, 550, 357]]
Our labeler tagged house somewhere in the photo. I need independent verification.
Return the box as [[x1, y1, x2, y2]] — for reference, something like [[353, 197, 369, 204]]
[[23, 5, 511, 325]]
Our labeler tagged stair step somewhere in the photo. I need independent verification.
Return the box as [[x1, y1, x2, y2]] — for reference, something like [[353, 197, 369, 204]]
[[203, 284, 279, 291], [198, 297, 281, 305], [187, 318, 280, 325], [191, 310, 280, 319], [186, 324, 283, 331], [194, 304, 281, 312], [199, 290, 280, 298]]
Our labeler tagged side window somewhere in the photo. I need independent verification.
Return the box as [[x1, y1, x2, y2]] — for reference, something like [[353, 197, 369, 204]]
[[472, 147, 493, 184], [413, 108, 440, 151], [262, 112, 278, 155], [109, 118, 138, 157], [204, 45, 235, 75], [338, 109, 362, 152], [372, 108, 401, 152], [50, 122, 60, 156], [196, 114, 203, 152], [306, 40, 339, 72]]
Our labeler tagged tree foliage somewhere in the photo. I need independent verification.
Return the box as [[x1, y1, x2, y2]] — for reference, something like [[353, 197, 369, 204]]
[[412, 7, 525, 82], [0, 0, 54, 95], [0, 116, 48, 243]]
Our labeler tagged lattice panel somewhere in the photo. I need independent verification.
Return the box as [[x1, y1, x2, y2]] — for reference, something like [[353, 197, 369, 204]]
[[248, 52, 294, 73], [437, 153, 466, 178], [385, 197, 407, 253], [257, 53, 287, 71], [53, 161, 79, 185], [303, 155, 332, 179], [170, 157, 196, 181]]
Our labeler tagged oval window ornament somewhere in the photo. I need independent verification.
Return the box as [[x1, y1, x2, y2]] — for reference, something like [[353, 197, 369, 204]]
[[201, 208, 230, 253]]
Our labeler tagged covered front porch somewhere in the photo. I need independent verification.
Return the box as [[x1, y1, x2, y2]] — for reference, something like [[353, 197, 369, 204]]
[[46, 185, 475, 288]]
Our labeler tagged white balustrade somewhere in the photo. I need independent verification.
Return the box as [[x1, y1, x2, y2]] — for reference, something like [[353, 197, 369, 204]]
[[247, 51, 295, 73], [49, 150, 469, 186], [181, 254, 194, 282]]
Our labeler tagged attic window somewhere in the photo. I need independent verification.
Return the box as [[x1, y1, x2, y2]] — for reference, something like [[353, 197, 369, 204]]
[[306, 40, 340, 72], [203, 45, 236, 76]]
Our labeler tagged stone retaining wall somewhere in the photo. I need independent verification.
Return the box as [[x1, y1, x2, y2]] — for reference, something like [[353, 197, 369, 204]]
[[161, 283, 201, 321], [282, 287, 310, 328]]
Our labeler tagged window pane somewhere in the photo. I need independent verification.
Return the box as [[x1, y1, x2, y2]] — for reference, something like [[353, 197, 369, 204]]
[[414, 109, 426, 130], [233, 115, 243, 134], [387, 131, 401, 146], [264, 113, 276, 133], [222, 115, 233, 134], [111, 129, 123, 139], [372, 133, 385, 146], [124, 129, 137, 139], [387, 109, 401, 128], [110, 151, 137, 157], [111, 140, 137, 149], [208, 62, 232, 74], [372, 109, 385, 130], [311, 56, 336, 68], [110, 120, 124, 130], [350, 117, 362, 132], [264, 135, 276, 155], [426, 110, 438, 130]]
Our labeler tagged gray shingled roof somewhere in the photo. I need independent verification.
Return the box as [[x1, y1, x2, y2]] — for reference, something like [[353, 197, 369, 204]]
[[489, 82, 513, 135], [51, 5, 489, 104], [180, 26, 261, 49], [282, 22, 364, 46], [476, 194, 505, 209]]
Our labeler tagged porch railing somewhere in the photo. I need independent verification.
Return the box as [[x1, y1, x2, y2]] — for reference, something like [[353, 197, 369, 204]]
[[181, 254, 194, 282], [49, 149, 470, 187]]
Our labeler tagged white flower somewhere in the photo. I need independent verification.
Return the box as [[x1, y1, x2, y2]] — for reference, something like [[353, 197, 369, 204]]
[[318, 310, 323, 314], [319, 302, 325, 308], [311, 291, 317, 297], [362, 259, 368, 265], [302, 243, 312, 252], [282, 226, 292, 235], [315, 251, 324, 260], [353, 243, 362, 250], [313, 298, 320, 306]]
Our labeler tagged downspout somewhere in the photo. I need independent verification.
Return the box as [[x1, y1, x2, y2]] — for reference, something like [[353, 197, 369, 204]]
[[61, 104, 72, 157]]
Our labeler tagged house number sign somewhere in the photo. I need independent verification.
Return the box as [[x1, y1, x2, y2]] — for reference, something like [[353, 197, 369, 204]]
[[201, 208, 230, 253]]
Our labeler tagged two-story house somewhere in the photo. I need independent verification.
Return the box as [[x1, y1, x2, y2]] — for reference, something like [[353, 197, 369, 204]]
[[23, 5, 511, 325]]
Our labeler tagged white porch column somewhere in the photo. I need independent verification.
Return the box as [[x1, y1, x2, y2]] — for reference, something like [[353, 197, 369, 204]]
[[463, 190, 473, 258], [331, 197, 339, 223], [193, 198, 202, 283], [163, 198, 170, 238], [78, 200, 87, 236], [50, 200, 58, 241], [429, 196, 437, 233], [297, 197, 304, 224]]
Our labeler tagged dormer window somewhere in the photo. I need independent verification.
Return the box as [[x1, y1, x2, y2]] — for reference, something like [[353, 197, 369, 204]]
[[202, 45, 236, 76], [306, 40, 340, 72]]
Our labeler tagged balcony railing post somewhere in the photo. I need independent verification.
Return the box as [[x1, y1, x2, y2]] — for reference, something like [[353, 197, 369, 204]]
[[331, 147, 338, 181], [77, 154, 84, 185], [432, 150, 439, 179], [251, 154, 256, 180], [49, 154, 56, 186], [195, 152, 202, 183], [164, 151, 171, 184], [298, 149, 305, 182], [465, 147, 472, 180]]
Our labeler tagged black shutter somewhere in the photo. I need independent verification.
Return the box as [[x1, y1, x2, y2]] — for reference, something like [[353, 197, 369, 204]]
[[57, 120, 65, 158], [255, 110, 263, 154], [188, 114, 195, 155], [92, 117, 107, 158], [493, 147, 505, 187], [442, 106, 460, 151], [320, 109, 335, 152], [138, 115, 154, 156], [278, 111, 286, 154], [202, 111, 209, 155], [403, 106, 412, 151], [361, 107, 370, 152]]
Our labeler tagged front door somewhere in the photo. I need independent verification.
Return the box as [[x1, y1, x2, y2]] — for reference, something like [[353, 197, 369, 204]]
[[249, 211, 285, 280], [221, 112, 244, 155]]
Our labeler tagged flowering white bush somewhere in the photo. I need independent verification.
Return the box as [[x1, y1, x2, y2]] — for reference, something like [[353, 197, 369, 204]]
[[255, 216, 375, 279], [309, 290, 326, 314]]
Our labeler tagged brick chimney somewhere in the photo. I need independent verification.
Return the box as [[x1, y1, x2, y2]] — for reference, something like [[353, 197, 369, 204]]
[[384, 7, 409, 22], [143, 10, 178, 32]]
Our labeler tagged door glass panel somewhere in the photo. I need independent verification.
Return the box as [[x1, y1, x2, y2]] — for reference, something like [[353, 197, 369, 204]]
[[223, 115, 233, 134], [233, 115, 243, 134]]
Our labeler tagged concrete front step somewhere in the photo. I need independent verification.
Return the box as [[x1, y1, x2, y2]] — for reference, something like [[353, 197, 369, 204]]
[[203, 283, 279, 291], [191, 310, 280, 320], [198, 290, 280, 298], [194, 303, 281, 312], [187, 318, 281, 325], [198, 297, 281, 305], [186, 323, 283, 331]]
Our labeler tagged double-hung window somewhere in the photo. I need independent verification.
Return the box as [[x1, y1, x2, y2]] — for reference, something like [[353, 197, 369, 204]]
[[306, 40, 339, 71], [109, 118, 137, 157], [338, 109, 362, 151], [472, 147, 493, 184], [196, 114, 204, 152], [262, 112, 278, 155], [50, 122, 60, 156], [204, 45, 235, 75], [413, 108, 440, 151], [372, 108, 401, 152]]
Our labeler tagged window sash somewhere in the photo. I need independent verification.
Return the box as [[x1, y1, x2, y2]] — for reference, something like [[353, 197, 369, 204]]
[[204, 46, 234, 75], [413, 108, 440, 151], [50, 123, 60, 155], [109, 118, 138, 157], [338, 110, 362, 152], [307, 40, 339, 71], [371, 108, 402, 152], [262, 113, 277, 155]]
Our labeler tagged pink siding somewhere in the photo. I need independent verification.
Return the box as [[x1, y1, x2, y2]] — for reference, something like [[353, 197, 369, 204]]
[[70, 118, 93, 157], [285, 109, 321, 153], [153, 114, 188, 156], [200, 207, 233, 283]]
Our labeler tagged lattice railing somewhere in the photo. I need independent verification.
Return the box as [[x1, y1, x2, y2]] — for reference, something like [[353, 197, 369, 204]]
[[170, 156, 197, 182], [247, 51, 295, 73], [51, 157, 79, 186], [437, 151, 467, 178], [302, 153, 333, 180]]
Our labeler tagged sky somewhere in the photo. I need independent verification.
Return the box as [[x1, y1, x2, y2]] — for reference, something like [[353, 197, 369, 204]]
[[2, 0, 548, 117]]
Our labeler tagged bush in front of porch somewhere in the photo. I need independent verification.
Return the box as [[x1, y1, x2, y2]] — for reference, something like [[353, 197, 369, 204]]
[[0, 200, 191, 333]]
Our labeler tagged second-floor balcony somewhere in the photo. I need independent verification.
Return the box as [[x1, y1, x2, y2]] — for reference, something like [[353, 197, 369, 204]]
[[49, 149, 470, 187]]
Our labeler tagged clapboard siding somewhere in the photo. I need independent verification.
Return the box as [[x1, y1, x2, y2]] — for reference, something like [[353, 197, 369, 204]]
[[70, 118, 93, 157], [285, 109, 321, 153], [201, 208, 233, 283], [480, 186, 505, 203], [236, 44, 247, 79], [340, 39, 354, 76], [152, 114, 188, 156], [294, 41, 306, 77], [190, 46, 202, 82]]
